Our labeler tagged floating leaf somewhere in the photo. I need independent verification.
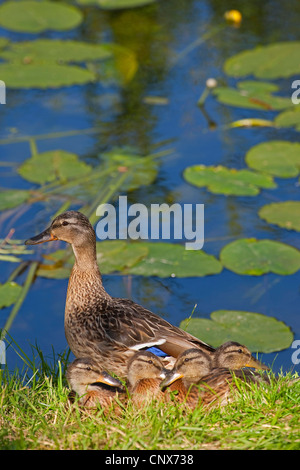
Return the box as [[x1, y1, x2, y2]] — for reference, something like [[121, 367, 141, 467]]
[[18, 150, 92, 184], [76, 0, 157, 9], [129, 242, 222, 278], [0, 189, 31, 211], [183, 165, 276, 196], [180, 310, 293, 353], [275, 107, 300, 132], [213, 81, 292, 110], [0, 64, 95, 89], [0, 1, 83, 33], [220, 238, 300, 275], [246, 141, 300, 178], [0, 39, 112, 65], [230, 118, 274, 128], [97, 241, 149, 274], [258, 201, 300, 232], [36, 241, 222, 279], [0, 282, 22, 308], [101, 149, 159, 191], [224, 41, 300, 79]]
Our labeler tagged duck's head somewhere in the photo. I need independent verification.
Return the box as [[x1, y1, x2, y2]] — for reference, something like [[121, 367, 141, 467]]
[[127, 351, 167, 387], [213, 341, 269, 370], [66, 357, 123, 396], [160, 348, 212, 389], [25, 211, 95, 248]]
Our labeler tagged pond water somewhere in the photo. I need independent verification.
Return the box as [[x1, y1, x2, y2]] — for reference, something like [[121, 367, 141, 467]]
[[0, 0, 299, 374]]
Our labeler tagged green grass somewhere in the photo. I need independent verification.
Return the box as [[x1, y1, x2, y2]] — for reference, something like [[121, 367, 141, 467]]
[[0, 344, 299, 450]]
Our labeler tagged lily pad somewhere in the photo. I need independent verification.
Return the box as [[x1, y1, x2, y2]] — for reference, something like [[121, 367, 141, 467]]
[[0, 39, 112, 64], [36, 241, 222, 279], [213, 81, 292, 110], [0, 64, 96, 89], [101, 149, 159, 191], [275, 107, 300, 132], [180, 310, 293, 353], [36, 241, 148, 279], [129, 242, 222, 278], [245, 141, 300, 178], [220, 238, 300, 275], [0, 1, 83, 33], [18, 150, 92, 184], [183, 165, 276, 196], [76, 0, 156, 8], [258, 201, 300, 232], [224, 41, 300, 79], [0, 189, 31, 211], [0, 282, 22, 308]]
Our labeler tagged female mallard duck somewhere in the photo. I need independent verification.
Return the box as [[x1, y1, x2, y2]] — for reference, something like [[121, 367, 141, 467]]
[[25, 211, 215, 377], [66, 357, 125, 411], [160, 342, 269, 408], [126, 351, 168, 406]]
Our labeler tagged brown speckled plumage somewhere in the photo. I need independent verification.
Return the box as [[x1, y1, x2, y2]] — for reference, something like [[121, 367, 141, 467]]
[[25, 211, 215, 377], [161, 345, 270, 409]]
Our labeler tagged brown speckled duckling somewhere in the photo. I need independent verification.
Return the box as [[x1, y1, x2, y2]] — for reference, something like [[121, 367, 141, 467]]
[[161, 342, 269, 408], [66, 357, 125, 411], [126, 351, 168, 407], [25, 211, 215, 378]]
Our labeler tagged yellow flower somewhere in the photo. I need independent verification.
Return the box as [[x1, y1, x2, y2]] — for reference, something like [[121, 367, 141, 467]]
[[224, 10, 242, 27]]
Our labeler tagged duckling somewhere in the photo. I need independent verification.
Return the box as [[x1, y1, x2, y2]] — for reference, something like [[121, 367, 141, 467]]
[[160, 343, 269, 408], [211, 341, 269, 370], [25, 211, 215, 378], [126, 351, 168, 407], [66, 357, 125, 412]]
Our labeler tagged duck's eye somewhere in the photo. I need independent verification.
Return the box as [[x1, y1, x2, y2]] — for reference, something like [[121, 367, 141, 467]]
[[62, 221, 69, 226], [86, 366, 91, 371], [148, 360, 153, 365], [184, 357, 190, 363], [237, 349, 243, 354]]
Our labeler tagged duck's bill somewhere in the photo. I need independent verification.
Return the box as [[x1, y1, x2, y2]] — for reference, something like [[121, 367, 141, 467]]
[[246, 356, 269, 370], [96, 371, 123, 388], [160, 370, 183, 389], [25, 227, 57, 245]]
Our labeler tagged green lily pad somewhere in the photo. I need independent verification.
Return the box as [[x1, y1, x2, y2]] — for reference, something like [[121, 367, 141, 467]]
[[129, 242, 222, 278], [180, 310, 293, 353], [220, 238, 300, 275], [183, 165, 276, 196], [101, 149, 159, 191], [0, 39, 112, 64], [76, 0, 156, 8], [0, 64, 96, 89], [0, 1, 83, 33], [245, 141, 300, 178], [224, 41, 300, 79], [258, 201, 300, 232], [275, 107, 300, 132], [213, 81, 292, 111], [97, 241, 149, 274], [0, 282, 22, 308], [36, 241, 149, 279], [36, 241, 222, 279], [18, 150, 92, 184], [0, 189, 31, 211]]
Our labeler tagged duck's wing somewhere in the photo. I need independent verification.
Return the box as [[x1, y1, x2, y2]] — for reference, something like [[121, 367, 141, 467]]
[[99, 297, 215, 357]]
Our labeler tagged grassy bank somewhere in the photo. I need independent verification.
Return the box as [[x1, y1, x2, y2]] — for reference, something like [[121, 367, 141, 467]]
[[0, 346, 299, 450]]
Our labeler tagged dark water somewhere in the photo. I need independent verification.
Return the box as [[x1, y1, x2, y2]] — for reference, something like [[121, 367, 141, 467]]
[[1, 0, 299, 374]]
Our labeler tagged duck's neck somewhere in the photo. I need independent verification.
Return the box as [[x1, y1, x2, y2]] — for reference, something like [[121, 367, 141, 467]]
[[65, 242, 111, 316]]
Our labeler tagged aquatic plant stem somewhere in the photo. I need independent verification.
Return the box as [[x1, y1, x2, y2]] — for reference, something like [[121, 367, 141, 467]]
[[1, 261, 39, 341]]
